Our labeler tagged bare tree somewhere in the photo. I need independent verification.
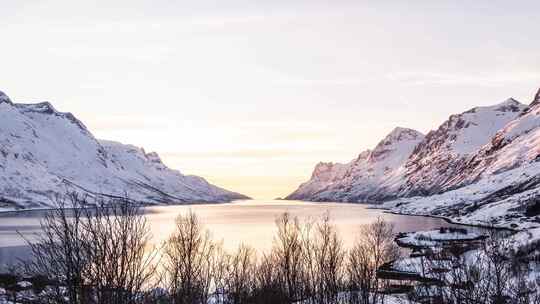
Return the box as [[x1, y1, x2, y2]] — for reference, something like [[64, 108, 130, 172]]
[[25, 193, 159, 304], [163, 211, 215, 304], [24, 202, 540, 304], [224, 244, 257, 304], [347, 217, 400, 304], [311, 212, 345, 304], [25, 193, 88, 303], [210, 241, 230, 303], [80, 198, 159, 304], [272, 212, 306, 303], [253, 253, 288, 304]]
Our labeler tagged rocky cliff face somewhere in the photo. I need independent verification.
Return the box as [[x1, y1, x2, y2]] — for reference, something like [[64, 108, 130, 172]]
[[0, 91, 248, 210]]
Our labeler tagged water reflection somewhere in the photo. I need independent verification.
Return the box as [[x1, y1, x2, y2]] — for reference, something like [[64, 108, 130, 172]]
[[0, 200, 461, 267]]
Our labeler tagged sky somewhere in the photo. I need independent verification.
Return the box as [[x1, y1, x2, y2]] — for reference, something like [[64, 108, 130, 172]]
[[1, 0, 539, 199]]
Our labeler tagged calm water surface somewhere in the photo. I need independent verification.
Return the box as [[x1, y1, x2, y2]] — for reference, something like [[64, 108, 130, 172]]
[[0, 200, 460, 266]]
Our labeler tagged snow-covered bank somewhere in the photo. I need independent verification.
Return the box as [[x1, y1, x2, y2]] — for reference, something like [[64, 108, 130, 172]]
[[379, 159, 540, 232]]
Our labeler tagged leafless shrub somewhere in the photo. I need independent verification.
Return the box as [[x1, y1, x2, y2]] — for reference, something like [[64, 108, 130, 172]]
[[310, 212, 345, 304], [272, 212, 306, 302], [252, 253, 288, 304], [80, 198, 159, 304], [163, 211, 215, 304], [346, 217, 400, 304], [223, 245, 257, 304], [24, 193, 159, 304], [210, 242, 230, 303]]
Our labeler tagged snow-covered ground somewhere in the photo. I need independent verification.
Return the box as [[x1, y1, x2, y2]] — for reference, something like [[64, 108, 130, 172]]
[[396, 228, 485, 248]]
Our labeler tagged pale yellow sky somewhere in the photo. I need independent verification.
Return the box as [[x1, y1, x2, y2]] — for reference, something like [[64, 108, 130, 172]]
[[2, 1, 540, 198]]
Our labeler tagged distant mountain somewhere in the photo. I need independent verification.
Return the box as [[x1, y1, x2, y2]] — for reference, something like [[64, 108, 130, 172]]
[[287, 127, 425, 202], [0, 91, 248, 210], [287, 89, 540, 220]]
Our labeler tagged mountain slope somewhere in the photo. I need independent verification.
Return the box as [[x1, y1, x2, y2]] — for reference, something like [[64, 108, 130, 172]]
[[0, 91, 248, 210], [288, 88, 540, 229], [400, 98, 526, 196], [445, 88, 540, 190], [288, 95, 529, 204], [285, 161, 351, 201], [287, 127, 425, 202], [385, 93, 540, 229]]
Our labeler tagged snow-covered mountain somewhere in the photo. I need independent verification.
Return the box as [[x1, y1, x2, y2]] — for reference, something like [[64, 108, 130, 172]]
[[442, 92, 540, 190], [385, 124, 540, 229], [288, 88, 540, 229], [399, 98, 526, 196], [287, 127, 425, 202], [0, 91, 248, 210]]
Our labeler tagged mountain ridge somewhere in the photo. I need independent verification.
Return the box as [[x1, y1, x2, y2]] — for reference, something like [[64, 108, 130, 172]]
[[288, 91, 536, 203], [287, 126, 425, 202], [0, 91, 249, 210]]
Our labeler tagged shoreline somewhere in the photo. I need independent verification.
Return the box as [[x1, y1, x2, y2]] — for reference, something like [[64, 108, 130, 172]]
[[0, 199, 246, 216], [285, 199, 518, 232], [380, 209, 517, 232]]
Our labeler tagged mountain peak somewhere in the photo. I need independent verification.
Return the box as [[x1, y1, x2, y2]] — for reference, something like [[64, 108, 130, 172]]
[[500, 97, 520, 105], [0, 90, 12, 104], [493, 98, 525, 113], [376, 127, 424, 149], [462, 98, 525, 115], [310, 161, 346, 181], [388, 126, 423, 138], [313, 161, 337, 172], [10, 100, 93, 136]]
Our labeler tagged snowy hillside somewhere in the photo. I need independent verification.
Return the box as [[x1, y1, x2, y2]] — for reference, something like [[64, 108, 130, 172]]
[[288, 88, 540, 229], [400, 98, 526, 196], [287, 127, 425, 202], [446, 90, 540, 189], [0, 91, 248, 210]]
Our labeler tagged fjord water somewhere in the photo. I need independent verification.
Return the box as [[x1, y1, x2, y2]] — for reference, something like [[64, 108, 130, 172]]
[[0, 200, 459, 265]]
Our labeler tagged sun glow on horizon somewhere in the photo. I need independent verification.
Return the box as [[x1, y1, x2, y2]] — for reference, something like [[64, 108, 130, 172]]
[[2, 0, 539, 198]]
